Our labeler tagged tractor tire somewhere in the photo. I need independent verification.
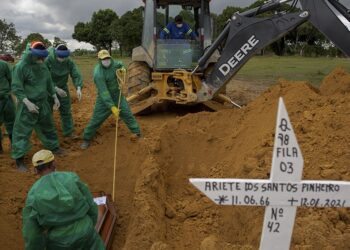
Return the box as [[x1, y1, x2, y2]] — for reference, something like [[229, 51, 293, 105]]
[[127, 61, 151, 96]]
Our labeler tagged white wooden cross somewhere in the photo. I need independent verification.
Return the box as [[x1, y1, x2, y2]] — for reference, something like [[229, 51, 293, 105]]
[[190, 97, 350, 250]]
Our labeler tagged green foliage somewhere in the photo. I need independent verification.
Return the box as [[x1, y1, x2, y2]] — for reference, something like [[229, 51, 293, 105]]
[[156, 12, 166, 28], [213, 6, 243, 38], [52, 37, 67, 47], [73, 9, 118, 52], [0, 19, 20, 54], [72, 22, 91, 44], [72, 49, 96, 57], [212, 0, 341, 57], [179, 10, 195, 28], [18, 33, 51, 54], [71, 0, 343, 58], [111, 7, 143, 56]]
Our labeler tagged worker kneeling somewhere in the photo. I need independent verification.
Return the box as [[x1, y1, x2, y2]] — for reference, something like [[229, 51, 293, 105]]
[[22, 150, 105, 250]]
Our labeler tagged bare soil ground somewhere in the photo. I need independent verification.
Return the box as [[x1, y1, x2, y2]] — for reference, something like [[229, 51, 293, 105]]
[[0, 68, 349, 249]]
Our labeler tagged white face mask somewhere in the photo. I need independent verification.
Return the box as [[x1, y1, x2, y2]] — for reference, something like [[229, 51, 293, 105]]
[[102, 59, 111, 68], [57, 57, 65, 62], [176, 23, 183, 28]]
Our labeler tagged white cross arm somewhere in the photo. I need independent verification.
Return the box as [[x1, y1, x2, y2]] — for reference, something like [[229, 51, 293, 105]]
[[190, 178, 350, 208]]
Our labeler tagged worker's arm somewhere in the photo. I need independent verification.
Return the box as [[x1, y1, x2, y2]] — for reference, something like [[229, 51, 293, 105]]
[[5, 63, 12, 83], [46, 71, 56, 97], [184, 24, 197, 40], [94, 65, 115, 109], [22, 196, 45, 250], [44, 57, 51, 71], [3, 63, 12, 91], [69, 59, 83, 89], [76, 178, 98, 225], [160, 23, 171, 39], [114, 60, 125, 70], [11, 65, 27, 102]]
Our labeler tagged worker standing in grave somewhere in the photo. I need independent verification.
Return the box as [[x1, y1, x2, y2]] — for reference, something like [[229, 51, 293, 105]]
[[81, 50, 141, 149], [11, 41, 62, 172], [160, 15, 197, 40], [0, 56, 15, 154], [45, 44, 83, 138], [22, 149, 105, 250]]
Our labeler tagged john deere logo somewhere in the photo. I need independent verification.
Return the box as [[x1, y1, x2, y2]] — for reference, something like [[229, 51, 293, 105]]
[[219, 35, 260, 77]]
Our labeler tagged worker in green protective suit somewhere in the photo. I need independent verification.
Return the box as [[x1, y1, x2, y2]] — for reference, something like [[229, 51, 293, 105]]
[[0, 58, 15, 154], [11, 41, 62, 172], [45, 44, 83, 138], [22, 149, 105, 250], [81, 50, 141, 149]]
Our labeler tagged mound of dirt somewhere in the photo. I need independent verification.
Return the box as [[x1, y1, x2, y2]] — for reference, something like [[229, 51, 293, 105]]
[[122, 77, 350, 249], [320, 67, 350, 96], [0, 68, 349, 249]]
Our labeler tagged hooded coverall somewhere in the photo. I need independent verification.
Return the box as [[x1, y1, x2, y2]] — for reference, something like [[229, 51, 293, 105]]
[[11, 48, 60, 160], [22, 171, 105, 250], [0, 60, 15, 142], [83, 59, 140, 141], [45, 49, 83, 136]]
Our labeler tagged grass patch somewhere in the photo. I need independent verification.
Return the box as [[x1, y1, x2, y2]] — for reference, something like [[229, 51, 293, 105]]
[[72, 55, 349, 87], [235, 56, 350, 86]]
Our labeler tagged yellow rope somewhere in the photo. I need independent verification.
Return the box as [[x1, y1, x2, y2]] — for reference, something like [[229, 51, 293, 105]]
[[112, 68, 126, 202]]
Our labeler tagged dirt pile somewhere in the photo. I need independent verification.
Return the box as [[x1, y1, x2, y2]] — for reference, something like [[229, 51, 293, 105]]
[[122, 70, 350, 249], [0, 68, 349, 249], [320, 67, 350, 96]]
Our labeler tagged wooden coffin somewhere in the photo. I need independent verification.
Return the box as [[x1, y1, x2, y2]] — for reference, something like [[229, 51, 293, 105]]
[[93, 192, 117, 249]]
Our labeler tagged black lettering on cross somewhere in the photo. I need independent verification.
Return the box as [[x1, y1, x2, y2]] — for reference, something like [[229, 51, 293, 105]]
[[279, 118, 291, 132]]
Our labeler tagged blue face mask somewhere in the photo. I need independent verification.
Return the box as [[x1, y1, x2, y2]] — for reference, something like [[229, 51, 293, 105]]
[[31, 48, 48, 58], [56, 49, 70, 58]]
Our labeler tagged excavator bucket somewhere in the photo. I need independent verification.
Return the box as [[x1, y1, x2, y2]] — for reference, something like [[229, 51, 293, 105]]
[[300, 0, 350, 56]]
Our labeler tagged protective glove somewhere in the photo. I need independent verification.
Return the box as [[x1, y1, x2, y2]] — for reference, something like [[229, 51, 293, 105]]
[[77, 87, 82, 102], [111, 106, 120, 119], [53, 94, 60, 110], [116, 68, 126, 76], [23, 98, 39, 114], [55, 86, 67, 98]]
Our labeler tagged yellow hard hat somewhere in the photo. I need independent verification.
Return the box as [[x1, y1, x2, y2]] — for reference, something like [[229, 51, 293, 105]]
[[32, 150, 55, 167], [98, 50, 111, 60]]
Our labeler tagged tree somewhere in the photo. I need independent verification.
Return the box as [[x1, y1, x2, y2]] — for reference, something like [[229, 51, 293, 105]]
[[0, 19, 20, 54], [52, 36, 67, 47], [17, 33, 51, 54], [72, 22, 91, 44], [179, 10, 195, 29], [112, 7, 143, 56], [213, 6, 243, 38], [73, 9, 118, 53]]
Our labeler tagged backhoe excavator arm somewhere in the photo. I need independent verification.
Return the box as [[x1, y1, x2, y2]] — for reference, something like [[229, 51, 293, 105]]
[[197, 0, 350, 100]]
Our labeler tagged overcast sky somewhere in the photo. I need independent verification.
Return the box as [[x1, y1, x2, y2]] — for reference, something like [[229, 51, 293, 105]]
[[0, 0, 349, 50], [0, 0, 256, 50]]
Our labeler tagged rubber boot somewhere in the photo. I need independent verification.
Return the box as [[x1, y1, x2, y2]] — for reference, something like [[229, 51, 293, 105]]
[[130, 133, 141, 142], [65, 133, 79, 140], [16, 157, 28, 172], [80, 140, 90, 150]]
